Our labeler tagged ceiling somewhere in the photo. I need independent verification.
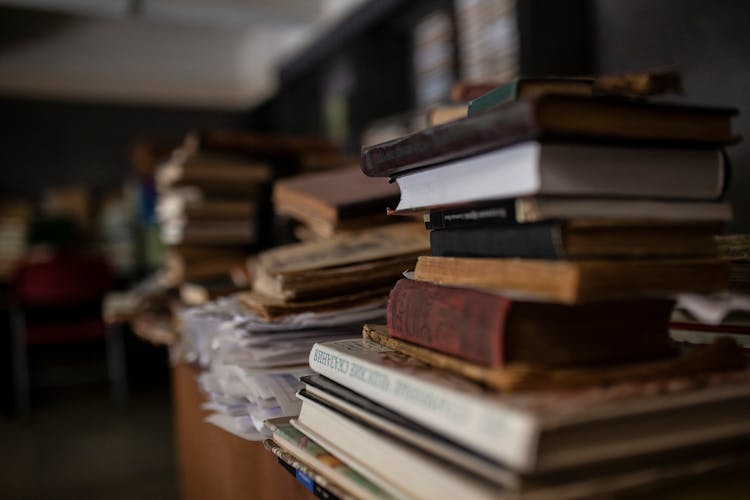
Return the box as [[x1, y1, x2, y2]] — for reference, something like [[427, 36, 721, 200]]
[[0, 0, 365, 109]]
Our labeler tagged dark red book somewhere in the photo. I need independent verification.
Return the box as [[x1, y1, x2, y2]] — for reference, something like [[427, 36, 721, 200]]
[[360, 94, 736, 178], [386, 279, 675, 367]]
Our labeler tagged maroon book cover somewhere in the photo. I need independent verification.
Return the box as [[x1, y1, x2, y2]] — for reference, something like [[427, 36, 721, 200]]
[[386, 278, 675, 367], [386, 278, 512, 366]]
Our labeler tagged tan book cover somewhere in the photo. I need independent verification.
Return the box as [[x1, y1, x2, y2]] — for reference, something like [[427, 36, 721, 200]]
[[414, 256, 729, 304], [363, 324, 745, 392]]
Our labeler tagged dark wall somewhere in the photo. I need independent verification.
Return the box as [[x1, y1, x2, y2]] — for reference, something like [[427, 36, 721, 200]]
[[0, 97, 243, 200], [592, 0, 750, 231]]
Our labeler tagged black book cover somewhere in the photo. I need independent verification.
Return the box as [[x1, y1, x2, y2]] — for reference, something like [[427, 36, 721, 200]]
[[430, 222, 563, 258], [426, 200, 518, 230]]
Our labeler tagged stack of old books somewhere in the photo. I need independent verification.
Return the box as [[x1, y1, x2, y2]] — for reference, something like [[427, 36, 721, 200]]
[[155, 133, 271, 302], [179, 166, 428, 439], [156, 130, 341, 304], [264, 77, 750, 498]]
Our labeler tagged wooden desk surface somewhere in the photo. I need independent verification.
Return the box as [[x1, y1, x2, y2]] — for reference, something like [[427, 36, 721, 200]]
[[171, 362, 314, 500]]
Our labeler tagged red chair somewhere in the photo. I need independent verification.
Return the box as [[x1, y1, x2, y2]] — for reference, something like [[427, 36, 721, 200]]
[[10, 250, 127, 416]]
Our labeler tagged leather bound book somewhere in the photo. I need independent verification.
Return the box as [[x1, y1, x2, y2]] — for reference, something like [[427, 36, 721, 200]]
[[386, 278, 675, 367], [360, 94, 736, 178]]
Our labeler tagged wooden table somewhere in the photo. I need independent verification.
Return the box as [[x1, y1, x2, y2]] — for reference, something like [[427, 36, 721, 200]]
[[171, 362, 314, 500]]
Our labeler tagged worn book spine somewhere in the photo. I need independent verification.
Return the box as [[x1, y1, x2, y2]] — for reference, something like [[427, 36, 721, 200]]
[[360, 100, 538, 177], [387, 279, 511, 365], [429, 222, 562, 258], [308, 339, 538, 472]]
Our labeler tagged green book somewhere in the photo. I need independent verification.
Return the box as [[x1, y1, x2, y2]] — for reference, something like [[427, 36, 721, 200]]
[[467, 77, 594, 115]]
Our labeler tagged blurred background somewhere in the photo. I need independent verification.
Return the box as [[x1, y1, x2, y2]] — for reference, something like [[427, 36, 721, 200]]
[[0, 0, 749, 498]]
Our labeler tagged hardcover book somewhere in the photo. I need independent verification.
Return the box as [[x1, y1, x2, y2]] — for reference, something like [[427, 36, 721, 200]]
[[364, 324, 743, 392], [392, 141, 727, 212], [386, 279, 675, 367], [293, 394, 502, 499], [428, 221, 719, 259], [299, 373, 750, 499], [300, 374, 516, 487], [360, 94, 736, 178], [414, 256, 729, 303], [423, 199, 733, 228], [273, 165, 400, 237], [308, 337, 750, 474]]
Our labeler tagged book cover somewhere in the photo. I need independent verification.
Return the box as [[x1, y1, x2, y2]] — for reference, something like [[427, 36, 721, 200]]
[[360, 94, 735, 178], [273, 165, 399, 231], [392, 142, 727, 211], [300, 375, 518, 488], [308, 337, 750, 473], [429, 221, 719, 259], [294, 394, 502, 499], [386, 279, 675, 367], [300, 376, 750, 499], [365, 324, 743, 392], [414, 256, 730, 304]]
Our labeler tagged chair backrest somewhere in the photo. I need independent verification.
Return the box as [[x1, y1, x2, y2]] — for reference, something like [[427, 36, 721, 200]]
[[11, 251, 116, 307]]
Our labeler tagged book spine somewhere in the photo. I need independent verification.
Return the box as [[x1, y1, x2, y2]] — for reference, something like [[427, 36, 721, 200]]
[[308, 340, 537, 471], [426, 201, 519, 229], [386, 279, 510, 365], [360, 101, 537, 177], [429, 222, 563, 258], [467, 80, 519, 116]]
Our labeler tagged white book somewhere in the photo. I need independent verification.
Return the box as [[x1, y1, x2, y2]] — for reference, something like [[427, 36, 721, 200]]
[[294, 395, 502, 500], [394, 141, 725, 211], [309, 338, 750, 474]]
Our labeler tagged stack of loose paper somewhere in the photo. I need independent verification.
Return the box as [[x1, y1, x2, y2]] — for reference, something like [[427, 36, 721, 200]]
[[176, 295, 385, 440]]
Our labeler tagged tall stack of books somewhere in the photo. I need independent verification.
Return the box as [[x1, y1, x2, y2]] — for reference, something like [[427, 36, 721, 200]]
[[155, 130, 341, 303], [264, 83, 750, 497], [176, 161, 429, 440], [155, 134, 272, 299]]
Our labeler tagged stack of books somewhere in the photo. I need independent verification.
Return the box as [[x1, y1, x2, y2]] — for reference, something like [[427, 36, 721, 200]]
[[263, 85, 750, 497], [242, 222, 428, 321], [177, 199, 427, 440], [155, 134, 272, 299], [155, 130, 341, 303]]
